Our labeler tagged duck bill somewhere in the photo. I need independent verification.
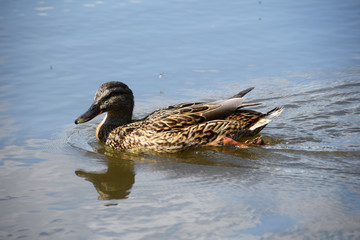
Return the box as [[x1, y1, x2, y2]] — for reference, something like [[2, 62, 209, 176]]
[[75, 103, 103, 124]]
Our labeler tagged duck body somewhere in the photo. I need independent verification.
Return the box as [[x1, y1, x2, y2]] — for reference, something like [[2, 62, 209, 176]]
[[75, 81, 283, 153]]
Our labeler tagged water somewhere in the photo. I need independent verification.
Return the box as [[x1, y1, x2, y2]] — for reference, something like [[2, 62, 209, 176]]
[[1, 0, 360, 239]]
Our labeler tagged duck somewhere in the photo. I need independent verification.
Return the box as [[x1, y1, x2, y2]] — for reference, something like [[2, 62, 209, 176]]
[[75, 81, 283, 153]]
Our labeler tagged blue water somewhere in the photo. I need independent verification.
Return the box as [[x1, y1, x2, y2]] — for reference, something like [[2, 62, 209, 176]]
[[1, 0, 360, 239]]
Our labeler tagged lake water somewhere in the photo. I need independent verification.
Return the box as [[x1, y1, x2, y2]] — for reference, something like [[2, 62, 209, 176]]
[[1, 0, 360, 239]]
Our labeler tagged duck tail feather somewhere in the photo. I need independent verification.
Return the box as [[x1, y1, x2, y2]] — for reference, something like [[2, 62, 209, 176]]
[[229, 87, 254, 99], [249, 106, 284, 131], [237, 102, 262, 109]]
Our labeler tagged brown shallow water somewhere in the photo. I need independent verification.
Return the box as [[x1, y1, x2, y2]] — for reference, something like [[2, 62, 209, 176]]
[[1, 0, 360, 239]]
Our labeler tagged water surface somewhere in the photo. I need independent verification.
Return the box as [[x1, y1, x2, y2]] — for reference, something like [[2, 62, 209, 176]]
[[1, 0, 360, 239]]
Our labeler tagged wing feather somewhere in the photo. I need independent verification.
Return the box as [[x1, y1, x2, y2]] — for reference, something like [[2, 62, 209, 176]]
[[143, 96, 261, 132]]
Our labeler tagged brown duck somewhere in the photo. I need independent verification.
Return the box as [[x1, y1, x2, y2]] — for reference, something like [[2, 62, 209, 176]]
[[75, 81, 283, 152]]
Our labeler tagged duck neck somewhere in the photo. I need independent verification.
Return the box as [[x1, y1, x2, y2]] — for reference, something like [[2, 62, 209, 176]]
[[96, 110, 132, 142]]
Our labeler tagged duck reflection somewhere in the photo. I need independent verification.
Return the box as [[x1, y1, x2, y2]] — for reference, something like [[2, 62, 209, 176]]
[[75, 147, 135, 200], [74, 136, 279, 200]]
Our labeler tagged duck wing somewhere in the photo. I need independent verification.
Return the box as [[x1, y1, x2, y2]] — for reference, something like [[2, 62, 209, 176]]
[[143, 97, 261, 132], [143, 87, 256, 120]]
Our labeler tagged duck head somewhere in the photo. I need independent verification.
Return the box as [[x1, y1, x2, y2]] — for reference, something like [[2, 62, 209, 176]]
[[75, 81, 134, 125]]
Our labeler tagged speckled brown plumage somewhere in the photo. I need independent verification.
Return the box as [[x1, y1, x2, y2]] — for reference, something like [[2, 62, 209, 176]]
[[75, 81, 283, 153]]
